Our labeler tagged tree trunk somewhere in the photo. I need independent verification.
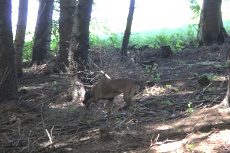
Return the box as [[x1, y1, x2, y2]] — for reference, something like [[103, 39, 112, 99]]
[[198, 0, 228, 46], [221, 77, 230, 108], [0, 0, 19, 101], [220, 61, 230, 108], [121, 0, 135, 60], [69, 0, 93, 74], [68, 0, 93, 100], [59, 0, 76, 67], [32, 0, 54, 65], [14, 0, 28, 78]]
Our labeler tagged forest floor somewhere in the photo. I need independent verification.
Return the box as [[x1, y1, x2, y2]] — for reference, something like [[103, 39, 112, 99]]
[[1, 41, 230, 153]]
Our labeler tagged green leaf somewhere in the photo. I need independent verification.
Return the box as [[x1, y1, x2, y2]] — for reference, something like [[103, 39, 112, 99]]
[[130, 106, 136, 111], [187, 143, 195, 149], [173, 126, 179, 131], [116, 118, 121, 122], [87, 120, 91, 125], [173, 88, 179, 92], [166, 84, 171, 89], [165, 100, 172, 105], [69, 106, 75, 112]]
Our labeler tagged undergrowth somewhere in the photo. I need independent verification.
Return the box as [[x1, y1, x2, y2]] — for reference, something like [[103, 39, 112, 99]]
[[89, 19, 230, 51], [22, 20, 230, 62]]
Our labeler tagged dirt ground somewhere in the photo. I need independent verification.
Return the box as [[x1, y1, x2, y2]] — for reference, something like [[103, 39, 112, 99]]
[[1, 42, 230, 153]]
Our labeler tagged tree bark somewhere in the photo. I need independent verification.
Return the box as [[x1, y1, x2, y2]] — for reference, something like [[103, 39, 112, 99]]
[[221, 77, 230, 108], [220, 61, 230, 108], [59, 0, 76, 67], [32, 0, 54, 65], [121, 0, 135, 60], [68, 0, 93, 100], [14, 0, 28, 78], [69, 0, 93, 74], [198, 0, 228, 46], [0, 0, 19, 101]]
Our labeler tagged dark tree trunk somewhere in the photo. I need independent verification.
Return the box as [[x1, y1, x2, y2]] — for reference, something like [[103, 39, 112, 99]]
[[59, 0, 76, 67], [68, 0, 93, 100], [161, 45, 173, 58], [121, 0, 135, 60], [14, 0, 28, 78], [0, 0, 19, 101], [69, 0, 93, 74], [32, 0, 54, 65], [198, 0, 228, 46], [220, 61, 230, 108]]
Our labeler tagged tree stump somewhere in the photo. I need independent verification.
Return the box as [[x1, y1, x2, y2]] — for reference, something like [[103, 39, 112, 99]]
[[198, 75, 210, 87], [161, 45, 173, 58], [99, 125, 109, 141]]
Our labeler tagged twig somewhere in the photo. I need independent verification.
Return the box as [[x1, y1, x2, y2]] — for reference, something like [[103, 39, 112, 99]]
[[33, 139, 61, 153], [131, 134, 148, 146], [154, 134, 160, 144], [45, 129, 53, 143], [17, 117, 21, 138], [149, 133, 155, 148], [41, 87, 69, 104], [40, 105, 46, 128], [50, 126, 54, 140], [126, 126, 149, 146], [89, 57, 111, 78], [0, 67, 11, 86], [111, 104, 144, 130]]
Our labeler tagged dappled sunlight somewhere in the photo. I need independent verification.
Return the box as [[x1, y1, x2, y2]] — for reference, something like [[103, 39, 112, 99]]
[[49, 100, 83, 110], [209, 130, 230, 142], [156, 125, 171, 130], [142, 83, 194, 97], [22, 84, 46, 91], [211, 76, 227, 82], [134, 106, 230, 152], [148, 129, 230, 152], [141, 83, 194, 98], [150, 141, 185, 152], [143, 85, 166, 96]]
